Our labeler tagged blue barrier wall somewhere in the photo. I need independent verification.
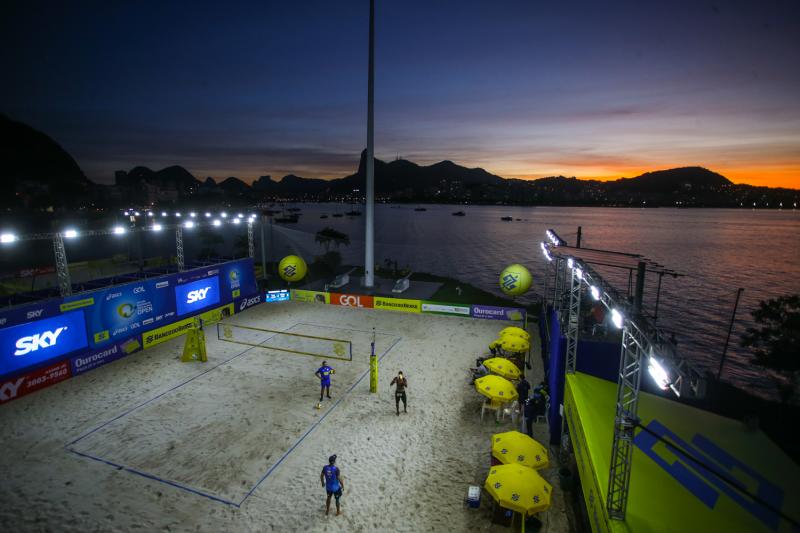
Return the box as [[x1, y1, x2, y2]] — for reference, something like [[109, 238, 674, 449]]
[[0, 258, 258, 381], [547, 307, 566, 445]]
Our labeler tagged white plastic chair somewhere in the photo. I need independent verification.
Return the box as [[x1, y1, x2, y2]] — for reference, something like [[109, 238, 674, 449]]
[[481, 399, 504, 421]]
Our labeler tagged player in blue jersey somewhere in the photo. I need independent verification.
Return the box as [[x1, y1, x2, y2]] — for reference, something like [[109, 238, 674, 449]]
[[315, 361, 335, 404], [320, 454, 344, 515]]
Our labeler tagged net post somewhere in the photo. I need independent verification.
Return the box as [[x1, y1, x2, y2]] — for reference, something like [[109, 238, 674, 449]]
[[369, 327, 378, 393]]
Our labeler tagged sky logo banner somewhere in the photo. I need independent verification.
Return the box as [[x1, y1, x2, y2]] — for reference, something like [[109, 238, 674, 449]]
[[0, 360, 71, 404], [471, 304, 526, 321], [0, 310, 89, 376], [0, 300, 62, 330], [175, 277, 220, 316]]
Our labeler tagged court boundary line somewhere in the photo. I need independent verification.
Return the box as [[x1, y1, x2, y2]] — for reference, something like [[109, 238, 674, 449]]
[[64, 323, 403, 508]]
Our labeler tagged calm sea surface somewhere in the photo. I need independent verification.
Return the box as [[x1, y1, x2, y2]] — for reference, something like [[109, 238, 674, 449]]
[[270, 204, 800, 398]]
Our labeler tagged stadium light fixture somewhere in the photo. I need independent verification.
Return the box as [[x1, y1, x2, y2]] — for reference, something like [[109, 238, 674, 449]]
[[1, 233, 17, 244], [237, 213, 243, 218], [184, 220, 194, 229], [611, 308, 624, 329], [134, 211, 140, 216], [221, 212, 228, 218], [205, 212, 211, 218], [161, 211, 168, 217], [590, 285, 600, 301], [567, 257, 574, 269], [233, 218, 241, 225], [175, 212, 182, 217], [113, 226, 126, 235], [152, 224, 163, 231], [190, 212, 197, 218], [63, 229, 78, 239], [575, 267, 583, 280], [123, 211, 129, 216], [147, 212, 154, 217], [647, 356, 670, 391], [212, 219, 222, 227]]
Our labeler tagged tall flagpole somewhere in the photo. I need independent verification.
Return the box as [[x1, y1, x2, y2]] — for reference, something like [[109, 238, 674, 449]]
[[364, 0, 375, 288]]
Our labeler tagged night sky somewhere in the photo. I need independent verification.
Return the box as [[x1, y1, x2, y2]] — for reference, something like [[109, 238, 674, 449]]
[[2, 1, 798, 187]]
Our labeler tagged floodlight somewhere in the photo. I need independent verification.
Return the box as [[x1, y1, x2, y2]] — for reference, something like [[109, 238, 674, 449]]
[[190, 212, 197, 218], [575, 267, 583, 280], [175, 212, 182, 217], [648, 356, 671, 391], [123, 211, 129, 216], [233, 218, 241, 225], [147, 212, 154, 217], [184, 221, 194, 229], [221, 212, 228, 218], [161, 211, 168, 217], [237, 213, 243, 218], [134, 211, 140, 216], [113, 226, 126, 235], [611, 308, 624, 329], [152, 224, 163, 231], [63, 229, 78, 239], [567, 258, 574, 269], [212, 219, 222, 227], [1, 233, 17, 244], [205, 212, 211, 217], [590, 285, 600, 301]]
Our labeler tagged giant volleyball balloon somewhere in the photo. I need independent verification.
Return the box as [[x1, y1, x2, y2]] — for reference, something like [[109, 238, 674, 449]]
[[278, 255, 307, 282], [499, 264, 532, 296]]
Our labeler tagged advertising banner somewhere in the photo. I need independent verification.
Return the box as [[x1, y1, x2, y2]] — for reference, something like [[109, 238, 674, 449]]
[[330, 293, 374, 308], [219, 258, 257, 302], [471, 304, 526, 321], [174, 276, 221, 317], [142, 317, 196, 349], [265, 290, 291, 302], [421, 301, 471, 317], [0, 300, 63, 330], [70, 278, 176, 348], [373, 297, 421, 313], [291, 290, 330, 304], [235, 293, 263, 313], [0, 360, 71, 404], [69, 337, 143, 376], [0, 310, 89, 376]]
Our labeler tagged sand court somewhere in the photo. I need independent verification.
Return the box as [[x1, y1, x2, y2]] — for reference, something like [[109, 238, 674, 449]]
[[67, 319, 402, 506], [0, 301, 568, 532]]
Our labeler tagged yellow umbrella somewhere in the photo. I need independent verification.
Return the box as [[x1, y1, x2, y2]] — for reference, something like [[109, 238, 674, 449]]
[[491, 431, 549, 470], [485, 463, 552, 516], [498, 336, 530, 353], [500, 326, 530, 341], [475, 375, 518, 403], [483, 357, 521, 380]]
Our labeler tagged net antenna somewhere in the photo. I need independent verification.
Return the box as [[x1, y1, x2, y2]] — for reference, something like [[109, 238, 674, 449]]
[[217, 323, 353, 361], [369, 327, 378, 393]]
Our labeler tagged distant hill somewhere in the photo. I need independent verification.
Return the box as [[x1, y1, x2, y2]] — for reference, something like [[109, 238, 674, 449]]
[[2, 116, 796, 209], [0, 114, 90, 208]]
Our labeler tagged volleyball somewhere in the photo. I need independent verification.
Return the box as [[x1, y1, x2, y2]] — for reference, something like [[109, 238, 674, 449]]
[[278, 255, 308, 282], [499, 264, 532, 296]]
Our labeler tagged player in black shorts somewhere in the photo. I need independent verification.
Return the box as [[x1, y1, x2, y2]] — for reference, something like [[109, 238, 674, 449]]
[[390, 371, 408, 415]]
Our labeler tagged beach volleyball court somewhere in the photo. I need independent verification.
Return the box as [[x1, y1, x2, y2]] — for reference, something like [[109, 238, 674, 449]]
[[66, 319, 401, 506]]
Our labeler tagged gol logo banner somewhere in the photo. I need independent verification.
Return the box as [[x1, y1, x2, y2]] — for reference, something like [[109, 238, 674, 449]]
[[331, 293, 374, 308]]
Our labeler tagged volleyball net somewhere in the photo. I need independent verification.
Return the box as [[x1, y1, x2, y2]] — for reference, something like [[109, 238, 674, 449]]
[[216, 323, 353, 361]]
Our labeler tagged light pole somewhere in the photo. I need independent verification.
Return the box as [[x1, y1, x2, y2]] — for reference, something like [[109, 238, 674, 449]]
[[364, 0, 375, 288]]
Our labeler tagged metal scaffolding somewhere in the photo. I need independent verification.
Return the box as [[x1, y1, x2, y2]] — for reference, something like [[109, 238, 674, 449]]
[[565, 264, 582, 374], [247, 220, 254, 259], [175, 226, 184, 271], [53, 233, 72, 297]]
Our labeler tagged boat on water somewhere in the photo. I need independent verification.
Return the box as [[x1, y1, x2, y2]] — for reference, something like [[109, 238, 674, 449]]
[[320, 215, 328, 219], [332, 213, 344, 218], [414, 207, 427, 211], [275, 214, 299, 223], [345, 210, 362, 216], [287, 207, 301, 212], [452, 211, 466, 216], [501, 216, 513, 221]]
